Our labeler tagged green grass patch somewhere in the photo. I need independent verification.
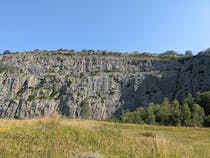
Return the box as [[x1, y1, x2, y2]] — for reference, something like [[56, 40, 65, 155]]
[[0, 116, 209, 158]]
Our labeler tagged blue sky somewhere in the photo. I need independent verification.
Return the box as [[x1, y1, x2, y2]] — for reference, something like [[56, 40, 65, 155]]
[[1, 0, 210, 54]]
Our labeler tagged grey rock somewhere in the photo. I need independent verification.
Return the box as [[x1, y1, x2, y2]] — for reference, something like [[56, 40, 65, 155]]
[[0, 52, 210, 119]]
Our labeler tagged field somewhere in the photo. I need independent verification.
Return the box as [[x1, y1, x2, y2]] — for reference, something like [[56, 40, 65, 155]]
[[0, 115, 210, 158]]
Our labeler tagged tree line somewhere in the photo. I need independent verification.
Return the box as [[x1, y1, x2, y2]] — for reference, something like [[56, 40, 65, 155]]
[[120, 91, 210, 127]]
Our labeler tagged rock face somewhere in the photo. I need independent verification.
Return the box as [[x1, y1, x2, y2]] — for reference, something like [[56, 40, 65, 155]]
[[1, 51, 210, 119]]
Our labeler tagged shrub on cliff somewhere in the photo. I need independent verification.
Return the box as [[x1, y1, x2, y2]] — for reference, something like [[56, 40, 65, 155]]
[[0, 62, 15, 73], [80, 99, 90, 119], [3, 50, 12, 54]]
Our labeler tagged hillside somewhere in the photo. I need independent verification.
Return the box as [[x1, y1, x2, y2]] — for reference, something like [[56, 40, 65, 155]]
[[1, 49, 210, 119], [0, 116, 209, 158]]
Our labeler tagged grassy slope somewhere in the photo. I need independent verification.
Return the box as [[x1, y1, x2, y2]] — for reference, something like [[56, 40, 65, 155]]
[[0, 115, 209, 158]]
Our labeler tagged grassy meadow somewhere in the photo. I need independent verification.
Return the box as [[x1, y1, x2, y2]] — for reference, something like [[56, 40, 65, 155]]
[[0, 115, 210, 158]]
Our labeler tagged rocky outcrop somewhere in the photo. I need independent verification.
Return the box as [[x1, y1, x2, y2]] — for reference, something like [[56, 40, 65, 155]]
[[1, 51, 210, 119]]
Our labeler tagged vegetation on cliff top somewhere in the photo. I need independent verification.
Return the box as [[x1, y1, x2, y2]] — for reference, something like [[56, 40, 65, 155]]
[[1, 48, 195, 60]]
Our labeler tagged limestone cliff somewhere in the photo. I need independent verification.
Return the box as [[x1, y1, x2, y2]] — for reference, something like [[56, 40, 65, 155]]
[[0, 50, 210, 119]]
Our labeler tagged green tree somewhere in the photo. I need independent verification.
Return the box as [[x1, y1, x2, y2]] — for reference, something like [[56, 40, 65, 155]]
[[34, 49, 40, 52], [121, 110, 134, 123], [184, 93, 194, 108], [156, 98, 171, 125], [181, 103, 192, 126], [204, 115, 210, 127], [170, 99, 182, 126], [194, 91, 210, 116], [134, 107, 145, 124], [121, 107, 145, 124], [185, 50, 193, 57], [144, 104, 155, 124], [191, 103, 205, 127], [152, 104, 160, 122], [3, 50, 12, 54]]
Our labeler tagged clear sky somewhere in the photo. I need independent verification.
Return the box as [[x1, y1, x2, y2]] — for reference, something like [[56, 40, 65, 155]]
[[1, 0, 210, 54]]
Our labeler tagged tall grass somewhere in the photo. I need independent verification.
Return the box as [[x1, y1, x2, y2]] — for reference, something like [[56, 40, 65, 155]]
[[0, 115, 209, 158]]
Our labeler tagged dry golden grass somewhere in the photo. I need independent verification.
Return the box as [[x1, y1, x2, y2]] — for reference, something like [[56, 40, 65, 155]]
[[0, 115, 210, 158]]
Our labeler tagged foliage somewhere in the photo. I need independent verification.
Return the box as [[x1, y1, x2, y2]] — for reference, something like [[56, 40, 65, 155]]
[[34, 49, 40, 52], [0, 48, 196, 61], [170, 99, 182, 126], [204, 115, 210, 127], [194, 91, 210, 115], [120, 91, 210, 127], [198, 48, 210, 56], [0, 63, 8, 73], [28, 95, 36, 101], [144, 105, 155, 124], [162, 50, 179, 56], [157, 98, 171, 125], [185, 50, 193, 57], [80, 99, 90, 119], [181, 103, 192, 126], [0, 62, 15, 73], [3, 50, 12, 54]]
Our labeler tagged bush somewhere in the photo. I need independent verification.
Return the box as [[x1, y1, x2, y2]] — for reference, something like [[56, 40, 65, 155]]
[[3, 50, 12, 54], [0, 62, 14, 73], [204, 115, 210, 127], [185, 50, 193, 57], [80, 99, 90, 119]]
